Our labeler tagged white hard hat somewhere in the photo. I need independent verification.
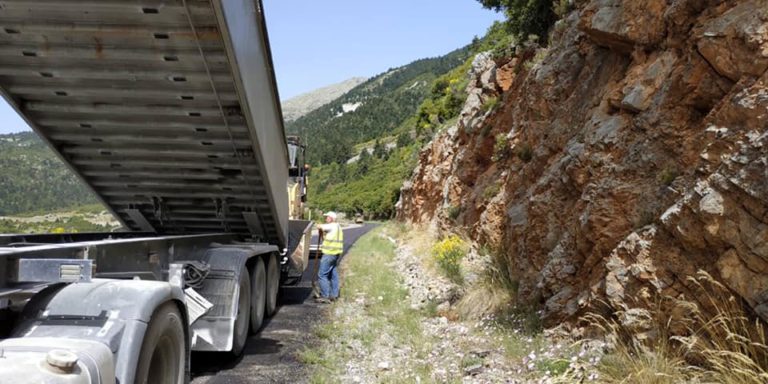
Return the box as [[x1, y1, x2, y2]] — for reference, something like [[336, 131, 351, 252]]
[[323, 211, 337, 220]]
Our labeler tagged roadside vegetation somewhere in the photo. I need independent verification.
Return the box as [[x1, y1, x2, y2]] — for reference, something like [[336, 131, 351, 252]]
[[302, 223, 768, 383], [301, 224, 588, 383], [587, 271, 768, 384], [299, 225, 435, 382]]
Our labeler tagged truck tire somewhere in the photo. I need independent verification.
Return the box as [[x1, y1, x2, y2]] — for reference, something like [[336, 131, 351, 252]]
[[250, 258, 266, 332], [231, 270, 251, 356], [135, 302, 185, 384], [265, 253, 280, 317]]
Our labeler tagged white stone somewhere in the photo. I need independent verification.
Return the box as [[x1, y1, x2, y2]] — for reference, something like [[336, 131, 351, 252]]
[[699, 190, 725, 216]]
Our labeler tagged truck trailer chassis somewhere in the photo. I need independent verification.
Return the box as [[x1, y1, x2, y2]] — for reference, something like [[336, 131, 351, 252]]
[[0, 232, 287, 383]]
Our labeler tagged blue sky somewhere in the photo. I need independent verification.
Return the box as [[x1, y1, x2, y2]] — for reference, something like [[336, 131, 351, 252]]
[[0, 1, 501, 134], [264, 1, 502, 100]]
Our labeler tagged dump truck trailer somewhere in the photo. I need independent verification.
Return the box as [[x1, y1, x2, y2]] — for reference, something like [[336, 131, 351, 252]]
[[0, 1, 313, 382]]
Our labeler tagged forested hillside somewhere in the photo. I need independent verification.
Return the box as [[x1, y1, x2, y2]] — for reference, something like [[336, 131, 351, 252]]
[[0, 132, 97, 215], [286, 48, 471, 165], [296, 24, 514, 219]]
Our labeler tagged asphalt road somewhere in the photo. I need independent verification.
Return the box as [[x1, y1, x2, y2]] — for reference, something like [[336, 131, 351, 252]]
[[191, 223, 377, 383]]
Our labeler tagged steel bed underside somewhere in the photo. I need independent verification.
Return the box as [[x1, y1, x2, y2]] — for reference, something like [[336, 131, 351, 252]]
[[0, 0, 289, 247]]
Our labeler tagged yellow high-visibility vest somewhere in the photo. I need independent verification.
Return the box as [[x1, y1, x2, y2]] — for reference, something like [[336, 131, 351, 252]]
[[321, 223, 344, 255]]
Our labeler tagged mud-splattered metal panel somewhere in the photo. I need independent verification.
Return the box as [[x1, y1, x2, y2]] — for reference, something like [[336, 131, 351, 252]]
[[0, 0, 288, 247]]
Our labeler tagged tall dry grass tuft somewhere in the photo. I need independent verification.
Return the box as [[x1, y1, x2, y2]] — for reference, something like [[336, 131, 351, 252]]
[[674, 271, 768, 384], [457, 246, 519, 320], [582, 308, 688, 383], [586, 270, 768, 383]]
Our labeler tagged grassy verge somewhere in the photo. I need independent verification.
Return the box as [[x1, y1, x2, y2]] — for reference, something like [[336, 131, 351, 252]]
[[299, 223, 568, 383], [300, 224, 435, 383]]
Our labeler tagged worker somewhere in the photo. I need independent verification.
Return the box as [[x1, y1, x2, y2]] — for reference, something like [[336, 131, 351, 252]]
[[316, 211, 344, 303]]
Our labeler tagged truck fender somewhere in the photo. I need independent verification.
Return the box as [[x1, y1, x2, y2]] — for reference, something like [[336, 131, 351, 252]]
[[186, 244, 277, 352], [11, 278, 187, 384]]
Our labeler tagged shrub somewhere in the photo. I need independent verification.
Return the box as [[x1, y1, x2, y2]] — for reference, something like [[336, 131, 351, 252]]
[[414, 59, 472, 135], [492, 134, 510, 162], [481, 96, 500, 113], [483, 182, 502, 200], [457, 245, 522, 320], [658, 167, 678, 186], [476, 0, 559, 43], [516, 143, 533, 162], [553, 0, 574, 17], [446, 205, 461, 221], [396, 132, 413, 148], [431, 235, 466, 283], [491, 34, 517, 62]]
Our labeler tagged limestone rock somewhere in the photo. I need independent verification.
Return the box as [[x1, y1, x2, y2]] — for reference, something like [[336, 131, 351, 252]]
[[399, 0, 768, 324], [580, 0, 668, 51], [696, 1, 768, 82]]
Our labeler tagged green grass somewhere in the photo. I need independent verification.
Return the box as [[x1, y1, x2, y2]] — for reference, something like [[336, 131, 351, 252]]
[[536, 358, 570, 376], [461, 355, 485, 369]]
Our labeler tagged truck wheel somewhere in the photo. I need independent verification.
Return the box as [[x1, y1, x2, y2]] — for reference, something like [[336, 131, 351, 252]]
[[265, 253, 280, 317], [250, 258, 266, 332], [135, 302, 185, 384], [231, 270, 251, 356]]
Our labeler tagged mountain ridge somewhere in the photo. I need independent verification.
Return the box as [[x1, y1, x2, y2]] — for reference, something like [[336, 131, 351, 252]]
[[281, 77, 367, 122]]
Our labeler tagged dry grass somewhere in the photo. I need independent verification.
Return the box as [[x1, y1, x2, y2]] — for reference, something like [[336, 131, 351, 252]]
[[584, 309, 688, 383], [456, 281, 512, 320], [586, 270, 768, 383], [457, 245, 519, 320], [675, 271, 768, 383]]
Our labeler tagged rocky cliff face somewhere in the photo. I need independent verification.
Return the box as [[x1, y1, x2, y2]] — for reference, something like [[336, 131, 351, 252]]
[[399, 0, 768, 323]]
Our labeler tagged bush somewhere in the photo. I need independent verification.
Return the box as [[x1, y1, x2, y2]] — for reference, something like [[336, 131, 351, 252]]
[[476, 0, 559, 43], [446, 205, 461, 221], [516, 142, 533, 162], [658, 166, 678, 186], [553, 0, 574, 17], [483, 182, 502, 200], [492, 134, 510, 162], [481, 96, 500, 113], [431, 235, 466, 283], [491, 34, 517, 62], [414, 59, 473, 135]]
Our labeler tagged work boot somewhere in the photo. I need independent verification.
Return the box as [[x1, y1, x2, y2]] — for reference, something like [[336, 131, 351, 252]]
[[314, 297, 331, 304]]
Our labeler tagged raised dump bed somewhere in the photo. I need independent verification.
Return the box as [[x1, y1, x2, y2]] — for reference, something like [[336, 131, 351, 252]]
[[0, 0, 289, 249]]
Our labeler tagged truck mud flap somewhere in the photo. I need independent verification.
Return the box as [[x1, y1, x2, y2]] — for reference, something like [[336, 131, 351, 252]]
[[284, 220, 313, 284]]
